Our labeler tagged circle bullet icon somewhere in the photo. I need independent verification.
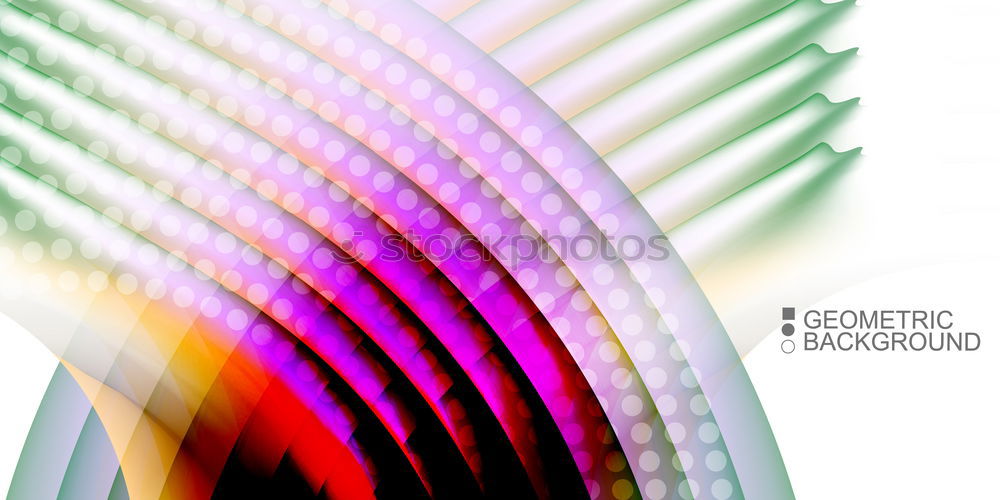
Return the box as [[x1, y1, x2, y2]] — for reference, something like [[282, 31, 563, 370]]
[[781, 323, 794, 336], [781, 340, 795, 354]]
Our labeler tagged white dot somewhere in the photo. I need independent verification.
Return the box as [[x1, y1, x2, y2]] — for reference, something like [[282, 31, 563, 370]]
[[711, 479, 733, 500], [385, 63, 406, 84], [247, 283, 269, 305], [14, 211, 36, 231], [706, 450, 727, 472], [623, 314, 643, 335], [646, 367, 668, 389], [460, 203, 481, 224], [433, 95, 454, 116], [288, 232, 309, 253], [639, 450, 660, 472], [681, 367, 701, 388], [631, 422, 652, 444], [690, 394, 710, 416], [393, 147, 414, 168], [609, 289, 629, 309], [173, 286, 195, 307], [593, 264, 614, 285], [439, 182, 460, 204], [559, 216, 580, 236], [645, 479, 667, 500], [522, 126, 542, 146], [455, 70, 475, 91], [598, 341, 620, 363], [581, 190, 602, 211], [227, 309, 248, 330], [611, 368, 632, 389], [621, 394, 643, 416], [272, 116, 293, 137], [236, 206, 258, 227], [699, 422, 720, 443], [636, 340, 656, 361], [501, 151, 522, 172], [667, 422, 687, 444], [542, 146, 563, 167], [674, 450, 693, 472], [479, 132, 501, 153], [585, 316, 607, 337], [521, 172, 542, 193], [477, 88, 499, 109], [200, 296, 222, 317], [656, 394, 677, 416], [345, 115, 365, 136], [21, 242, 42, 263], [396, 190, 417, 210], [51, 239, 72, 260], [417, 164, 438, 184], [457, 113, 478, 134], [373, 171, 394, 192], [499, 106, 521, 127], [680, 479, 699, 500], [272, 298, 293, 320], [539, 193, 562, 215]]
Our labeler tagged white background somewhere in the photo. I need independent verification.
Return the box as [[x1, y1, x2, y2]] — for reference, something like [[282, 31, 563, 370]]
[[2, 0, 999, 498], [745, 0, 1000, 499]]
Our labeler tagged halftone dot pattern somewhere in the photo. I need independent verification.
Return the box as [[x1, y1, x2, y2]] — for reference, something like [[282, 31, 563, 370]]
[[0, 0, 842, 498], [0, 3, 666, 492]]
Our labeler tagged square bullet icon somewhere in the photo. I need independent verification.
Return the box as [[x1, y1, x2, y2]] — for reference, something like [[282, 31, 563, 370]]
[[782, 307, 795, 321]]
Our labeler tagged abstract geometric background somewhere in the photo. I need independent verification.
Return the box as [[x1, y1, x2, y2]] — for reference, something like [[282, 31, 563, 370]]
[[0, 0, 857, 499]]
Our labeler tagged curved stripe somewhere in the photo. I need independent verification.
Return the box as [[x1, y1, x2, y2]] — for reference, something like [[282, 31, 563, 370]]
[[327, 2, 752, 498], [667, 143, 861, 273], [449, 0, 581, 52], [72, 0, 640, 492], [19, 3, 571, 494], [0, 160, 380, 499], [57, 409, 122, 499], [492, 0, 687, 85], [0, 78, 476, 497], [0, 0, 846, 497], [531, 0, 793, 118], [335, 2, 807, 498], [639, 94, 858, 231], [7, 365, 101, 500], [570, 0, 853, 155], [0, 2, 556, 496], [607, 44, 856, 192]]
